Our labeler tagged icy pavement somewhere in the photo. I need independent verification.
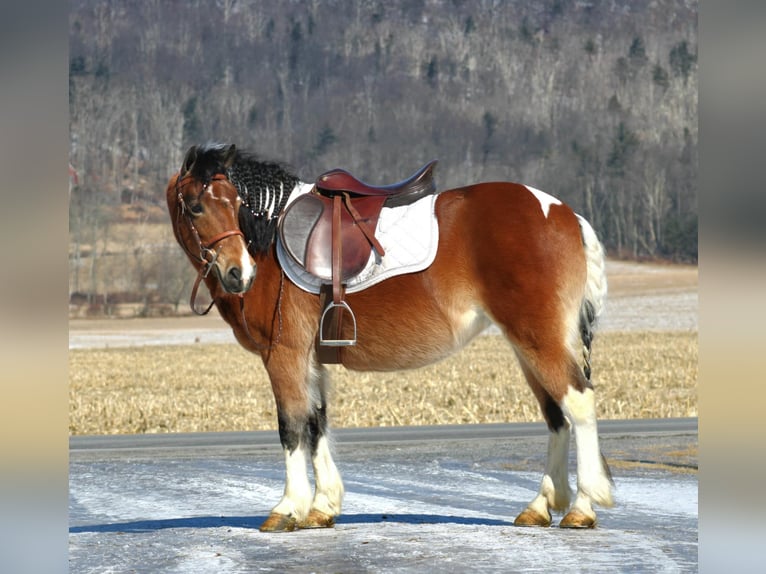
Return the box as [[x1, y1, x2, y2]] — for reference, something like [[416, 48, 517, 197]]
[[69, 420, 697, 573]]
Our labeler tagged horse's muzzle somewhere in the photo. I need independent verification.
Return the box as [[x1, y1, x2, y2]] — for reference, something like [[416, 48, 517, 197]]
[[220, 264, 255, 294]]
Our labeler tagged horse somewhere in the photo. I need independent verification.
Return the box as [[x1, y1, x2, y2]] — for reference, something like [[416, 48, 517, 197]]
[[166, 142, 614, 532]]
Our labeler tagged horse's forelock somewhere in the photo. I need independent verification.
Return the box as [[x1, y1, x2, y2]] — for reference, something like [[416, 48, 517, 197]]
[[187, 142, 234, 182]]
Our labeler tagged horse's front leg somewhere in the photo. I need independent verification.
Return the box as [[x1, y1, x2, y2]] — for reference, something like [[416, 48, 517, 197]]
[[299, 414, 344, 528], [260, 360, 343, 532], [300, 364, 344, 528], [259, 408, 314, 532]]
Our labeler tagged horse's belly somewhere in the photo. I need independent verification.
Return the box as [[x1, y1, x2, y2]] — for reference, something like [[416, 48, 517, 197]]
[[341, 304, 492, 372]]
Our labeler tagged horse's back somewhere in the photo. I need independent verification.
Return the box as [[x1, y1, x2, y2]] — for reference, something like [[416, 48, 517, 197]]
[[339, 181, 588, 371], [434, 181, 586, 272]]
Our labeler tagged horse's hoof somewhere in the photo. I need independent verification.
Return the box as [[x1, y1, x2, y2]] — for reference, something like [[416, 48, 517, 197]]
[[559, 509, 596, 529], [259, 513, 298, 533], [297, 509, 336, 529], [513, 508, 551, 527]]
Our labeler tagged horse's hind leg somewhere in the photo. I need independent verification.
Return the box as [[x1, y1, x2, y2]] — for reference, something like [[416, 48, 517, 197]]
[[558, 367, 614, 528], [512, 343, 613, 528], [513, 362, 573, 527]]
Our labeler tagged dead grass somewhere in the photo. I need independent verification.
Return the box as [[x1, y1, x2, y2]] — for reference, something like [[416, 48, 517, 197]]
[[69, 331, 697, 435]]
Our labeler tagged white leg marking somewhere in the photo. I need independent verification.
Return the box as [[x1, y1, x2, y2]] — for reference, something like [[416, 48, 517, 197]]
[[542, 425, 573, 511], [272, 445, 313, 520], [311, 435, 344, 516], [524, 493, 552, 521], [562, 387, 613, 509], [525, 424, 572, 519]]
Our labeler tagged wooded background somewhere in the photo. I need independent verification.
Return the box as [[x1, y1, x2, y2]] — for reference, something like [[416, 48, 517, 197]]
[[68, 0, 697, 315]]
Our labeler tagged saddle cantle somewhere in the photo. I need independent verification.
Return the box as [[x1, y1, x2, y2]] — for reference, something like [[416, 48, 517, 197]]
[[278, 160, 439, 357]]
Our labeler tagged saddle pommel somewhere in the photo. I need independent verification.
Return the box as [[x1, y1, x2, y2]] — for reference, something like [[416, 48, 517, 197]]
[[316, 160, 438, 208]]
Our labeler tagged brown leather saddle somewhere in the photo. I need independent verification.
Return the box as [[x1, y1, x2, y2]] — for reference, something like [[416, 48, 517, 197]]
[[278, 160, 438, 356]]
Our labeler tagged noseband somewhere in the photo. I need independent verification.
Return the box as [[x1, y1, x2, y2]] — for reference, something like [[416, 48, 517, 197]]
[[176, 173, 246, 315]]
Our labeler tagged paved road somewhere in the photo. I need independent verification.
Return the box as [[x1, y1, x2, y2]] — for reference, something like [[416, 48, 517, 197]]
[[70, 418, 697, 573]]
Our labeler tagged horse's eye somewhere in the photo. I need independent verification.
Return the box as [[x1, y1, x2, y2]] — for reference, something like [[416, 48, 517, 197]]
[[189, 203, 204, 215]]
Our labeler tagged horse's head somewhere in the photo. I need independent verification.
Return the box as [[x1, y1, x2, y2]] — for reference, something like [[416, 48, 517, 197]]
[[167, 144, 255, 296]]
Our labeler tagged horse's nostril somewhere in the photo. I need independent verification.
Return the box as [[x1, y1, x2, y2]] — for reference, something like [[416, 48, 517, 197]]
[[228, 267, 242, 282]]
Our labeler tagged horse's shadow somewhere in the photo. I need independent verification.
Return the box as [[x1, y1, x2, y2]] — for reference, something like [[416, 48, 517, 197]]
[[69, 513, 514, 534]]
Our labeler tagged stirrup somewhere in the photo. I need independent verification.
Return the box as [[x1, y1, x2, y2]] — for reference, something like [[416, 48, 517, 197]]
[[319, 300, 357, 346]]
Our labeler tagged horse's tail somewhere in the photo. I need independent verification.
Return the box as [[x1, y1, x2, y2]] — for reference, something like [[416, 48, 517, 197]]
[[576, 214, 607, 381]]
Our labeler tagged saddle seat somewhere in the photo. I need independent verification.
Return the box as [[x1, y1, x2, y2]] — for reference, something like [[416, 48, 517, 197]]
[[277, 160, 439, 355], [316, 159, 438, 207]]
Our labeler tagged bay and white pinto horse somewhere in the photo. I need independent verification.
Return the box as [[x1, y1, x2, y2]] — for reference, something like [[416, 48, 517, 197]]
[[167, 142, 613, 532]]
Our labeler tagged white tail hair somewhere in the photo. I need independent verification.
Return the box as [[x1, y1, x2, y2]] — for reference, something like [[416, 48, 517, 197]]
[[575, 214, 607, 381], [577, 214, 607, 322]]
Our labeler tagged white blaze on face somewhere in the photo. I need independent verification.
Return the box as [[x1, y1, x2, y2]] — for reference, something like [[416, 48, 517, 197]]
[[525, 185, 562, 218], [239, 246, 255, 282], [230, 193, 255, 281]]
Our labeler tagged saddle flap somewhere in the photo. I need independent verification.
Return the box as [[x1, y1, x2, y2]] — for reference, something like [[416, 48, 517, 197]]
[[278, 193, 325, 269], [278, 191, 386, 282]]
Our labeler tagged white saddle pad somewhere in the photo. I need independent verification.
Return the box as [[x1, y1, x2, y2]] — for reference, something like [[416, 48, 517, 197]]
[[276, 191, 439, 294]]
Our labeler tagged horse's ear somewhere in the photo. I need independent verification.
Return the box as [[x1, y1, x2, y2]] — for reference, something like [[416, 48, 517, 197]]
[[222, 144, 237, 169], [181, 145, 198, 176]]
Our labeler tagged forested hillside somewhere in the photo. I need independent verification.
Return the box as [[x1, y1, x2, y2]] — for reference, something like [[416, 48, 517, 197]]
[[69, 0, 697, 312]]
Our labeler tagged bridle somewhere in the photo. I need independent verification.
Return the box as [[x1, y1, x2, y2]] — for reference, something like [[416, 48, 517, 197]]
[[174, 172, 284, 352], [175, 173, 245, 315]]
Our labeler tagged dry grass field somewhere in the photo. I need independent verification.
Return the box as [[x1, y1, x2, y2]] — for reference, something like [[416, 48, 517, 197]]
[[69, 331, 696, 435], [69, 260, 697, 435]]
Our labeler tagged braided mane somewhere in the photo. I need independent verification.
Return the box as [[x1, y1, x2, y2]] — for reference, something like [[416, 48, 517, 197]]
[[188, 142, 300, 256]]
